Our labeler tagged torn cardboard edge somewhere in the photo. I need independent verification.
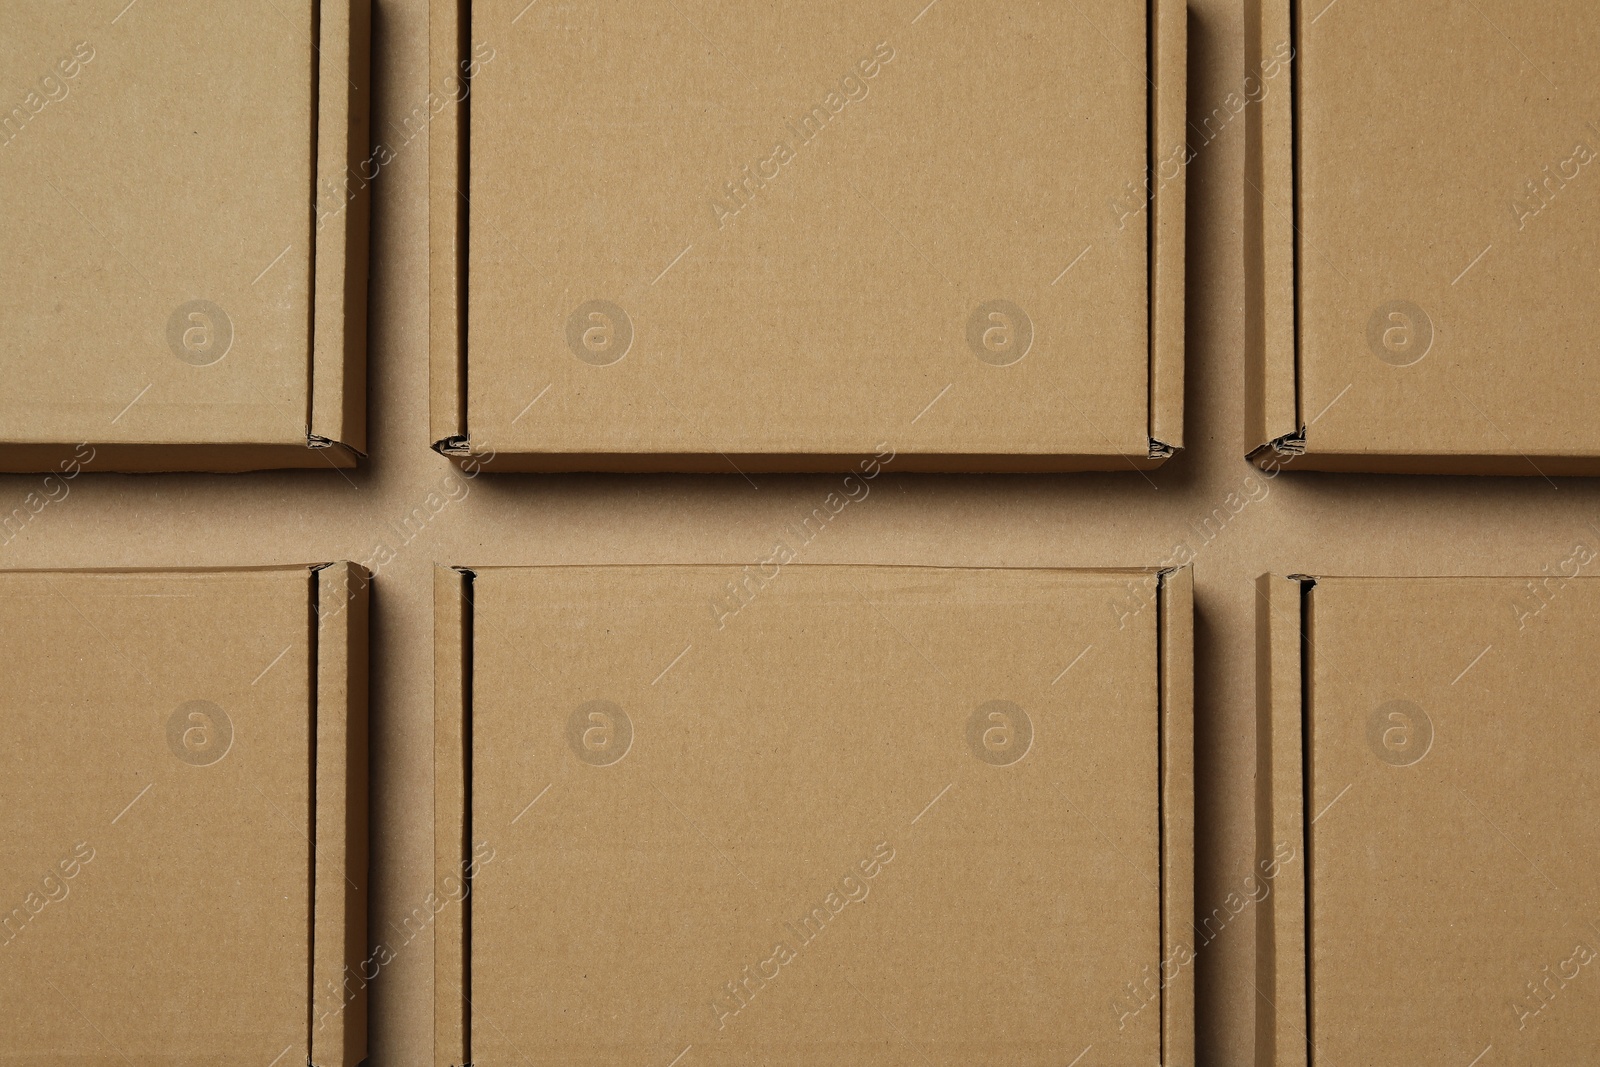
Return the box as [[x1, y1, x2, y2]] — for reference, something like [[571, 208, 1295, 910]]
[[1241, 1, 1600, 477], [0, 1, 371, 475], [427, 0, 1185, 474], [431, 563, 1194, 1067]]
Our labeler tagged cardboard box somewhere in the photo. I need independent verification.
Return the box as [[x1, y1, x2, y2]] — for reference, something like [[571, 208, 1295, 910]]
[[1256, 574, 1600, 1066], [1246, 0, 1600, 475], [429, 0, 1185, 472], [0, 563, 369, 1067], [0, 1, 371, 473], [435, 563, 1192, 1065]]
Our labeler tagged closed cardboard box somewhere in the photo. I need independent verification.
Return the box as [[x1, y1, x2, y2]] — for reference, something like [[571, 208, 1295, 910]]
[[0, 564, 369, 1067], [1257, 574, 1600, 1066], [0, 1, 371, 472], [430, 0, 1185, 472], [435, 563, 1193, 1065], [1247, 0, 1600, 475]]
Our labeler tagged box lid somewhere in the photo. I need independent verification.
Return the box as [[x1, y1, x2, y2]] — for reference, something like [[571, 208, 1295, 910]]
[[0, 1, 369, 472], [0, 564, 368, 1067], [1257, 574, 1600, 1066], [436, 563, 1192, 1065], [1248, 1, 1600, 474], [433, 0, 1185, 472]]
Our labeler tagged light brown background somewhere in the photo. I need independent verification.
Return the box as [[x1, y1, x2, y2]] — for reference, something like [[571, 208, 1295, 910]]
[[7, 1, 1600, 1064]]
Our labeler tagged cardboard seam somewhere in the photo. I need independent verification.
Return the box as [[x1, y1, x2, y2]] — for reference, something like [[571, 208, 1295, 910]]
[[1156, 565, 1195, 1066], [429, 0, 471, 452], [434, 565, 475, 1067], [1148, 0, 1186, 460], [1244, 0, 1300, 458], [1255, 573, 1314, 1067], [305, 0, 322, 460], [308, 0, 373, 459], [308, 564, 321, 1065], [1297, 575, 1315, 1067]]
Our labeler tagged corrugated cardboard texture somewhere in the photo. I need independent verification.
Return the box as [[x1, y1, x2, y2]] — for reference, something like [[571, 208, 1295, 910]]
[[438, 564, 1189, 1065], [20, 0, 1600, 1064], [1258, 575, 1600, 1066], [0, 1, 369, 472], [433, 0, 1184, 471], [0, 565, 368, 1067], [1247, 0, 1600, 474]]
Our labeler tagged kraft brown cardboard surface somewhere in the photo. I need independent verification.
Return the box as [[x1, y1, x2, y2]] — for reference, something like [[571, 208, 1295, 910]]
[[20, 0, 1600, 1065], [429, 0, 1185, 472], [1246, 0, 1600, 475], [0, 564, 369, 1067], [1257, 574, 1600, 1067], [436, 564, 1193, 1066], [1, 563, 368, 1062], [0, 1, 371, 473]]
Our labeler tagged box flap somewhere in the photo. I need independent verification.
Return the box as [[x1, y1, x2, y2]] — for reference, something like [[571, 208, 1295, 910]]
[[1243, 0, 1300, 462], [1149, 0, 1187, 458], [311, 0, 374, 458], [1253, 573, 1311, 1067], [312, 562, 371, 1067], [427, 0, 471, 454], [432, 564, 473, 1067]]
